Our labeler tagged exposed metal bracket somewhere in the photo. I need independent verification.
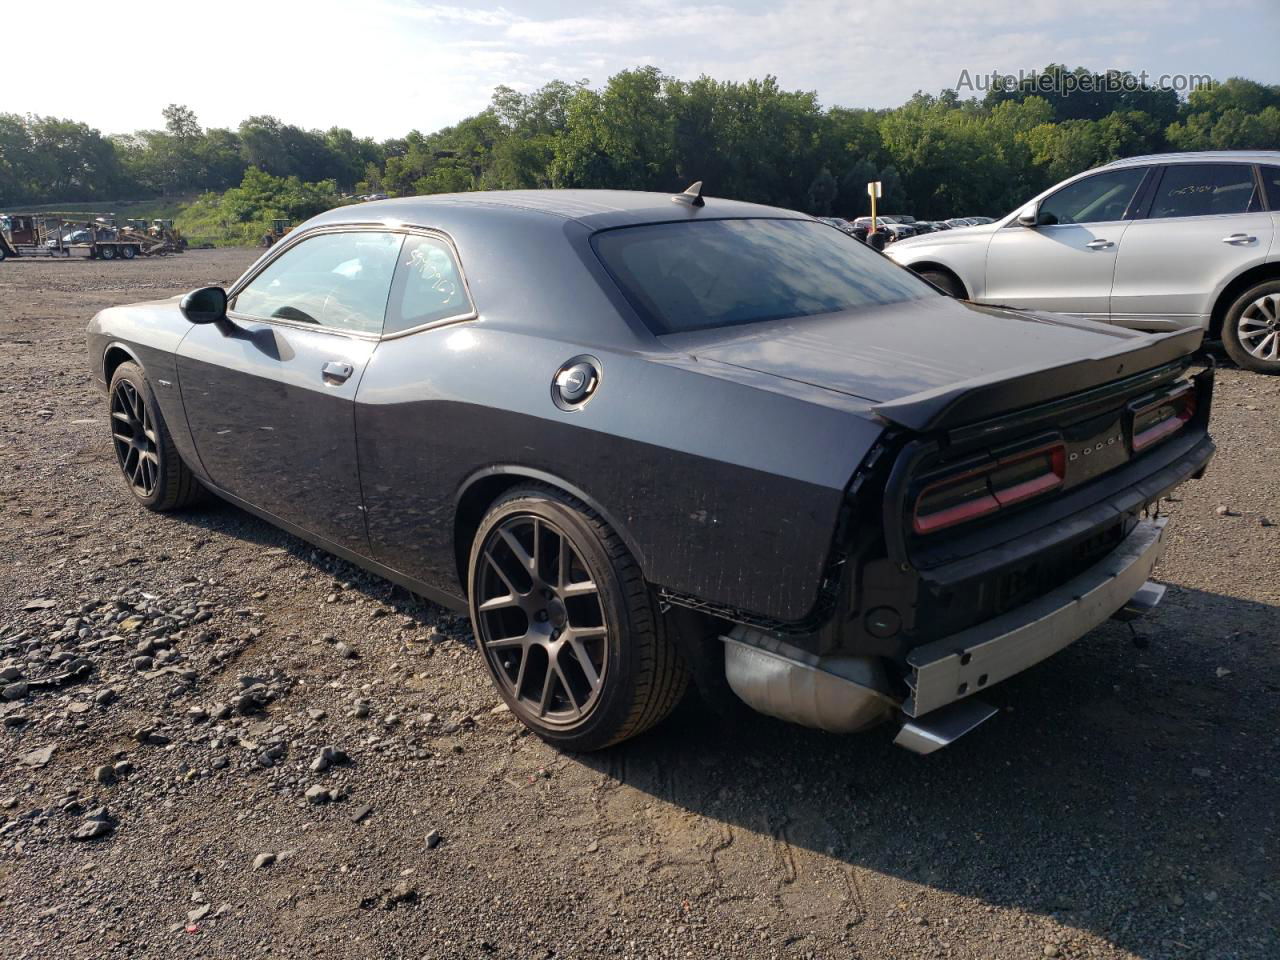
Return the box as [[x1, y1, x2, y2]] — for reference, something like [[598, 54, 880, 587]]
[[894, 699, 998, 755], [1111, 580, 1166, 622]]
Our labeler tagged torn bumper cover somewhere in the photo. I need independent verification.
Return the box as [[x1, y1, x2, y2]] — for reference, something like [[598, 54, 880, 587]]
[[721, 516, 1168, 750], [903, 516, 1168, 718]]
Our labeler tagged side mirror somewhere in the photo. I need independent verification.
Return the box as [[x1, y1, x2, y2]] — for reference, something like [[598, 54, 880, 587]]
[[179, 286, 227, 324], [1016, 203, 1039, 227]]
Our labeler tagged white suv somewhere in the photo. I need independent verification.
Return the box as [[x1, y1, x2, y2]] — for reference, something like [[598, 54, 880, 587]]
[[887, 151, 1280, 373]]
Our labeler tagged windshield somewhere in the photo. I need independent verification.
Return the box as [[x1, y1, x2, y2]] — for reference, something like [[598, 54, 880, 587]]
[[592, 218, 932, 335]]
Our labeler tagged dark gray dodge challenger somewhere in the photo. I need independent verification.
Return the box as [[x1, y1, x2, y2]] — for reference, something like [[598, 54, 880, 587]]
[[86, 187, 1215, 753]]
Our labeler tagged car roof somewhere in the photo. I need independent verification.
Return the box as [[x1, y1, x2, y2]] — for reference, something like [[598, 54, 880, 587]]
[[308, 189, 810, 232], [1104, 150, 1280, 168]]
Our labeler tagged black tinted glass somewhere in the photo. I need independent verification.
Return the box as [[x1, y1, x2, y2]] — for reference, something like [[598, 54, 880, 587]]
[[1149, 164, 1259, 218], [1038, 169, 1146, 225], [593, 218, 931, 335]]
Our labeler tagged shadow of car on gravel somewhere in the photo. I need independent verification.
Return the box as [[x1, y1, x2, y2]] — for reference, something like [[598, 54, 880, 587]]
[[161, 499, 1277, 957], [572, 585, 1280, 959]]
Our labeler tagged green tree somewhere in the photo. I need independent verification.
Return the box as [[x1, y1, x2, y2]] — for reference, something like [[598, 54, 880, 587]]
[[807, 167, 837, 215]]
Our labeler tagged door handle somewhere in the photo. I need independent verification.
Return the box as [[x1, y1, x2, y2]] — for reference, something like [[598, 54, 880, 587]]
[[1221, 233, 1257, 244], [1086, 239, 1115, 249], [321, 361, 354, 384]]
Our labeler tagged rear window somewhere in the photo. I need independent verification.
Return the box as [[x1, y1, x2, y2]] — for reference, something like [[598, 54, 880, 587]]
[[592, 218, 931, 335], [1148, 163, 1261, 218]]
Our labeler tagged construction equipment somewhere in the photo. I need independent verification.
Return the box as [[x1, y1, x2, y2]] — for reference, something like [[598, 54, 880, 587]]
[[260, 218, 293, 248], [0, 213, 183, 261], [148, 219, 188, 252]]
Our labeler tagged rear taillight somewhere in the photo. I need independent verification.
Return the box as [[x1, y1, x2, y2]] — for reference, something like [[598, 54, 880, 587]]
[[913, 440, 1066, 535], [1131, 384, 1196, 453]]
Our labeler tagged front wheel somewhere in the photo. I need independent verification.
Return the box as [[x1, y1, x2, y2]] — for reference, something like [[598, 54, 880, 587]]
[[468, 486, 688, 751], [918, 269, 965, 298], [108, 362, 203, 510], [98, 244, 116, 261], [1222, 280, 1280, 373]]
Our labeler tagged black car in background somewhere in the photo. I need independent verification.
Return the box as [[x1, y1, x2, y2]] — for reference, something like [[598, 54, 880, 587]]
[[87, 187, 1214, 754]]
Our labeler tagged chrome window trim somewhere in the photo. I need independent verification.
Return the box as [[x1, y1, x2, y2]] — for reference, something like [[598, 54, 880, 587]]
[[226, 223, 478, 341]]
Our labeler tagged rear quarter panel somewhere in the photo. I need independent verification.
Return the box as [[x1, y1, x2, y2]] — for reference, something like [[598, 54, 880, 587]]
[[355, 325, 883, 623]]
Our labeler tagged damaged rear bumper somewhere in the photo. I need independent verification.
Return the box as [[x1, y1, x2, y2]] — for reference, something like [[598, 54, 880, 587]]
[[722, 516, 1168, 751], [902, 516, 1167, 718]]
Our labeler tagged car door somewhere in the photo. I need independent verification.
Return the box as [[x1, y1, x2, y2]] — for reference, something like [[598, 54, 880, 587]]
[[983, 166, 1150, 319], [175, 228, 404, 555], [1110, 162, 1275, 329], [351, 232, 480, 594]]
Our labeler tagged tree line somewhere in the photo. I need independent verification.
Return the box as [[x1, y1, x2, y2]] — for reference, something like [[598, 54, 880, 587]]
[[2, 65, 1278, 234]]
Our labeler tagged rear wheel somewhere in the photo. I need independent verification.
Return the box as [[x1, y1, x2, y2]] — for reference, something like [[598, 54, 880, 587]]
[[108, 362, 202, 511], [918, 268, 965, 298], [98, 244, 116, 261], [120, 244, 137, 260], [468, 485, 687, 751], [1222, 280, 1280, 374]]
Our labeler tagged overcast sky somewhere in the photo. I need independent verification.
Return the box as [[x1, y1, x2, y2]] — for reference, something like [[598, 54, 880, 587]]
[[8, 0, 1278, 140]]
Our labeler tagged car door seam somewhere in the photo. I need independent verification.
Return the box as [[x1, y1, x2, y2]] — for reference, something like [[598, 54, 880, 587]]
[[350, 338, 381, 556]]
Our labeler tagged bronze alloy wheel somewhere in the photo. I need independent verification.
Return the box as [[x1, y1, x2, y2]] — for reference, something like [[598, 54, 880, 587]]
[[110, 378, 160, 498], [474, 514, 609, 725]]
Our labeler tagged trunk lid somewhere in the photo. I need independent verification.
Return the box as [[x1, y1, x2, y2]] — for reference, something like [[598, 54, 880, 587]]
[[667, 296, 1203, 431]]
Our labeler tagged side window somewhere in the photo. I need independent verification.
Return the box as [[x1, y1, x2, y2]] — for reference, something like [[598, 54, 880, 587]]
[[1260, 166, 1280, 211], [383, 234, 472, 336], [1148, 164, 1260, 219], [231, 231, 404, 335], [1037, 169, 1147, 226]]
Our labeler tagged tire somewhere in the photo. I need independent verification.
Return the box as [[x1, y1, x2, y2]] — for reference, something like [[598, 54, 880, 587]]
[[98, 244, 116, 261], [108, 362, 202, 511], [0, 244, 7, 261], [120, 244, 137, 260], [918, 268, 965, 298], [1222, 279, 1280, 374], [468, 485, 688, 751]]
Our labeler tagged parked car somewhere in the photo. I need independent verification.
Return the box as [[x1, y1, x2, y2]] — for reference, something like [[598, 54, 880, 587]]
[[852, 216, 914, 241], [87, 187, 1214, 753], [817, 216, 857, 235], [46, 229, 92, 249], [889, 151, 1280, 373]]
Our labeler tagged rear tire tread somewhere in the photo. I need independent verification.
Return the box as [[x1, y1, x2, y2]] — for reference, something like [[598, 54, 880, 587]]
[[477, 484, 688, 749]]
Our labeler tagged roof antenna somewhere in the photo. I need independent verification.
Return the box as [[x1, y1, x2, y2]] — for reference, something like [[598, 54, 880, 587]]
[[672, 181, 705, 207]]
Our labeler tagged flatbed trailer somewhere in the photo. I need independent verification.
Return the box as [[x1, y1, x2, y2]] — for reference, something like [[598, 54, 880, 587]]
[[0, 214, 178, 261]]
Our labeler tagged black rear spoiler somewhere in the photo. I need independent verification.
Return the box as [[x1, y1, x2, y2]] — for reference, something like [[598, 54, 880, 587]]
[[871, 326, 1204, 433]]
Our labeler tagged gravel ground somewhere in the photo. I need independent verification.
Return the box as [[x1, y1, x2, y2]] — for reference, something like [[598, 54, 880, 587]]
[[0, 248, 1277, 960]]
